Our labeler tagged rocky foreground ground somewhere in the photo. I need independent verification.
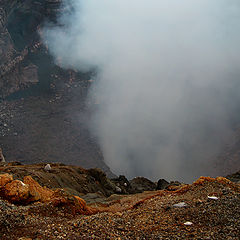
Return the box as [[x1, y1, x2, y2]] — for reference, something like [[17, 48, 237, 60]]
[[0, 163, 239, 240]]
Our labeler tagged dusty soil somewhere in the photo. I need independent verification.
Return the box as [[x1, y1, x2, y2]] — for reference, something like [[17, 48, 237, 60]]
[[0, 175, 239, 240]]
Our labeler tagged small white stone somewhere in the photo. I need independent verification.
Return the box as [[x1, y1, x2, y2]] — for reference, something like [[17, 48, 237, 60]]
[[173, 202, 188, 208], [115, 186, 122, 193], [44, 164, 51, 171], [208, 196, 218, 200], [184, 221, 193, 226]]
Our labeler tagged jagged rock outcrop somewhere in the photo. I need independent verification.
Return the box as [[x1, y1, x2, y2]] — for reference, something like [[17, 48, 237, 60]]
[[156, 178, 169, 190], [129, 177, 157, 193]]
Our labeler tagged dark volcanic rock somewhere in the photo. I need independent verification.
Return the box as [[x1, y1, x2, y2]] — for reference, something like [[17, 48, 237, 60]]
[[86, 168, 118, 196], [130, 176, 157, 193], [111, 175, 133, 194], [156, 178, 169, 190]]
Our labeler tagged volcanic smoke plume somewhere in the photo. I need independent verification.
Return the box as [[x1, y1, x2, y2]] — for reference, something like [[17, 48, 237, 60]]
[[43, 0, 240, 182]]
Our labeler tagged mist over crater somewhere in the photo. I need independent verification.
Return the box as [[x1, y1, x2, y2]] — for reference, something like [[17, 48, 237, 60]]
[[43, 0, 240, 182]]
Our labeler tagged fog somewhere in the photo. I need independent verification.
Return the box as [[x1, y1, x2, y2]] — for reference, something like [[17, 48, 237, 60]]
[[43, 0, 240, 182]]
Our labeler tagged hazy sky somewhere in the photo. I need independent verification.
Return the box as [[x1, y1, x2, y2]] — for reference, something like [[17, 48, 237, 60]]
[[43, 0, 240, 182]]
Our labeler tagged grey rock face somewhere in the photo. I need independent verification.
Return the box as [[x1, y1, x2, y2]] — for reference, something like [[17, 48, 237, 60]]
[[0, 0, 62, 98], [0, 0, 115, 178]]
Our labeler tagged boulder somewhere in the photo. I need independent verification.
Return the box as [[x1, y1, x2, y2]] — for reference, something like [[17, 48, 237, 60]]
[[44, 164, 51, 172], [156, 179, 169, 190], [4, 180, 30, 203], [111, 175, 134, 194], [130, 177, 157, 193], [0, 175, 55, 204]]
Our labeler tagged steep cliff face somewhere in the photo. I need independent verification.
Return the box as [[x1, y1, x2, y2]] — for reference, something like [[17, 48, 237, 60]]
[[0, 0, 114, 176], [0, 0, 62, 98]]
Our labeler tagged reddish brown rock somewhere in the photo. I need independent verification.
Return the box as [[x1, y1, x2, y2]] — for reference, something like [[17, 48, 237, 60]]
[[0, 173, 96, 215], [23, 175, 54, 202], [4, 180, 30, 203], [51, 189, 97, 215], [74, 196, 96, 215], [0, 173, 13, 187], [0, 175, 54, 204]]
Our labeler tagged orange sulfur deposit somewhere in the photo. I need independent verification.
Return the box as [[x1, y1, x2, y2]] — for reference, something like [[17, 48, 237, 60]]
[[0, 173, 95, 215]]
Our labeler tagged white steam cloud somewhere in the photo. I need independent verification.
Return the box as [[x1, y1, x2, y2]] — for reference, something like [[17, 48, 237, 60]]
[[43, 0, 240, 181]]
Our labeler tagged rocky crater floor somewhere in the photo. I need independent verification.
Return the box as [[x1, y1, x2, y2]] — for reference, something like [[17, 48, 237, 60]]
[[0, 163, 239, 240]]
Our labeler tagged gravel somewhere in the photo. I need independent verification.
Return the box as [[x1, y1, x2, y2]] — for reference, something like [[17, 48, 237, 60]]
[[0, 177, 239, 239]]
